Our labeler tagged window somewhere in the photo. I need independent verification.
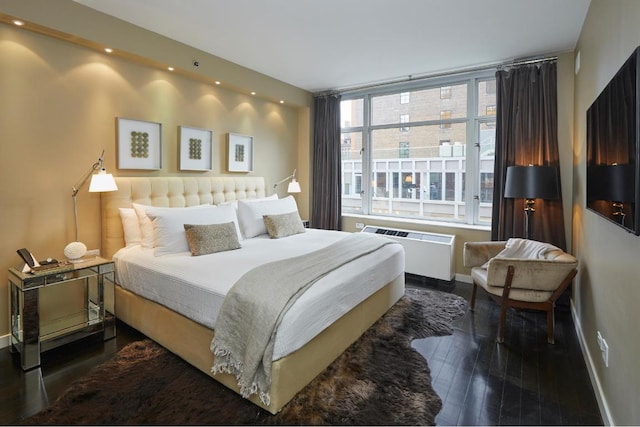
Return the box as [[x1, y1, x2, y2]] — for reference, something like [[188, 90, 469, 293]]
[[340, 71, 497, 226], [440, 110, 452, 129], [400, 114, 410, 132], [485, 79, 496, 94], [399, 141, 410, 158]]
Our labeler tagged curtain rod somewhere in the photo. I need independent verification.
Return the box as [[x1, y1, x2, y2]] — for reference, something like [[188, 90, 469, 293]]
[[326, 54, 558, 96], [497, 55, 558, 70]]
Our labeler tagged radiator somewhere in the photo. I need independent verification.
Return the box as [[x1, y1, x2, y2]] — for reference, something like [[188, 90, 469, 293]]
[[361, 225, 455, 281]]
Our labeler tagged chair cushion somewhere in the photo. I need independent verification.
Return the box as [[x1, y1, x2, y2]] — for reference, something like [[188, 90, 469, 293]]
[[471, 267, 553, 303]]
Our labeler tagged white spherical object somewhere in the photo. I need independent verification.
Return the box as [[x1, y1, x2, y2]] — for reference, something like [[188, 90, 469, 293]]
[[64, 241, 87, 261]]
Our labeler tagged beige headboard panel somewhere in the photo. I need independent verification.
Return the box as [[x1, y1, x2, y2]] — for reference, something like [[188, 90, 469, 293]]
[[101, 176, 266, 259]]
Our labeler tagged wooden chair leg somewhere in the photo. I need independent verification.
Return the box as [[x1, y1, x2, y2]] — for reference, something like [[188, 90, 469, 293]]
[[545, 269, 576, 344], [547, 307, 555, 344], [497, 303, 508, 343], [470, 282, 478, 310], [497, 265, 515, 344]]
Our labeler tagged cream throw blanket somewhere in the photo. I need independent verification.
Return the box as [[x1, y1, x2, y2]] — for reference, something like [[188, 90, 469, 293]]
[[483, 238, 560, 268], [210, 232, 398, 405], [497, 238, 560, 259]]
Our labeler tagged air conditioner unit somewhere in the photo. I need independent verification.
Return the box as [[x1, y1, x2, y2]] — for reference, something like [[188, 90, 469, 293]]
[[361, 225, 455, 281]]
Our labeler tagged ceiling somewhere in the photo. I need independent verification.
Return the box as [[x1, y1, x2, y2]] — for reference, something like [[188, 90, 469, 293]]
[[74, 0, 591, 93]]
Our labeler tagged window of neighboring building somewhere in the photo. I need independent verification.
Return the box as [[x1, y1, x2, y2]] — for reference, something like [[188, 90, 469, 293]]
[[441, 86, 452, 99], [400, 114, 410, 132], [400, 92, 410, 104], [399, 141, 410, 158], [440, 110, 452, 129]]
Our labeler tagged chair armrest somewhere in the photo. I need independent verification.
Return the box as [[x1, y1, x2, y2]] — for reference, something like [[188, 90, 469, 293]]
[[463, 241, 506, 268], [486, 257, 578, 291]]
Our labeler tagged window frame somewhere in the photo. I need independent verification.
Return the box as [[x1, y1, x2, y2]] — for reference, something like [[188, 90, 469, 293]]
[[340, 69, 496, 226]]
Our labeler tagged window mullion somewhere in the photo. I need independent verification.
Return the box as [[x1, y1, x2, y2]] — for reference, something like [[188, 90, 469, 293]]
[[361, 94, 372, 214], [467, 77, 479, 225]]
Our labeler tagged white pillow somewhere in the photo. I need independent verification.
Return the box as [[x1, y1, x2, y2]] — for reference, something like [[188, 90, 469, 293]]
[[119, 208, 142, 248], [133, 203, 210, 248], [237, 195, 299, 238], [220, 194, 278, 211], [146, 204, 242, 256]]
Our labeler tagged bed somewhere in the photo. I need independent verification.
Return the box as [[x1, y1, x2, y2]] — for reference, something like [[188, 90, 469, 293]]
[[101, 176, 405, 414]]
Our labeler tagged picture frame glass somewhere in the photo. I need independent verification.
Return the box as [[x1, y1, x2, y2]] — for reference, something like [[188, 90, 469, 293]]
[[179, 126, 213, 171], [227, 133, 253, 172], [117, 118, 162, 170]]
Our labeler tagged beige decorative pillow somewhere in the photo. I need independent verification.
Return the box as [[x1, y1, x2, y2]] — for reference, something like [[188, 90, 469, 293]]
[[263, 211, 305, 239], [184, 222, 241, 256]]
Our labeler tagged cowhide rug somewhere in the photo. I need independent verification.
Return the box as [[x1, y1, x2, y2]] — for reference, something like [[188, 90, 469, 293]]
[[23, 287, 466, 425]]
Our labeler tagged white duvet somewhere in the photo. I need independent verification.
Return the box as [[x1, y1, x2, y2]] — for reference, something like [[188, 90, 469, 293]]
[[113, 229, 404, 360]]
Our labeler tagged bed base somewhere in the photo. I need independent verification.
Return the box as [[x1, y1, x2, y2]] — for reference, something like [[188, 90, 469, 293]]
[[115, 274, 404, 414]]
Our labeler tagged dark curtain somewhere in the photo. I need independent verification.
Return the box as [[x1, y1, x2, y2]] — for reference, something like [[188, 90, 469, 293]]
[[311, 93, 342, 230], [491, 61, 566, 250]]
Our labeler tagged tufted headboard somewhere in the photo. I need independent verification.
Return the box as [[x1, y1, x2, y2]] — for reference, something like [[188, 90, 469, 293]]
[[100, 176, 267, 259]]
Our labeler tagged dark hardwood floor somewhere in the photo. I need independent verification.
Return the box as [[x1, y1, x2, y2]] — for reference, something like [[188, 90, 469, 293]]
[[0, 277, 602, 425], [408, 276, 602, 426]]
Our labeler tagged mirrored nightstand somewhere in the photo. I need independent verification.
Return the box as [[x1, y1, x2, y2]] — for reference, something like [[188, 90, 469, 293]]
[[8, 256, 116, 370]]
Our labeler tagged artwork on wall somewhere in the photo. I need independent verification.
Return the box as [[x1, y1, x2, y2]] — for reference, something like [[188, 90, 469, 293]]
[[116, 118, 162, 170], [179, 126, 213, 171], [227, 133, 254, 172]]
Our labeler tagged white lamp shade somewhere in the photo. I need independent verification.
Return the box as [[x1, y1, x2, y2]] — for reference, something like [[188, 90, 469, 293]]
[[89, 171, 118, 192], [287, 179, 301, 193]]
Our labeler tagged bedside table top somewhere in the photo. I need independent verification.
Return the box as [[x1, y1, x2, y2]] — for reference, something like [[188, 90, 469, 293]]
[[8, 256, 113, 284]]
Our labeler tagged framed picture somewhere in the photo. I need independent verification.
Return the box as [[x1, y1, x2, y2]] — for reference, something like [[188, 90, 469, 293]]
[[179, 126, 213, 171], [117, 118, 162, 170], [227, 133, 254, 172]]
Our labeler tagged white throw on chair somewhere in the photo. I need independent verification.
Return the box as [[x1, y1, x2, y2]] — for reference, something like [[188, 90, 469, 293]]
[[463, 239, 578, 344]]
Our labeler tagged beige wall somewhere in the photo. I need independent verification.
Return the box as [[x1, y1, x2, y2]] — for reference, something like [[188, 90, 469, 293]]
[[572, 1, 640, 424], [0, 5, 312, 338]]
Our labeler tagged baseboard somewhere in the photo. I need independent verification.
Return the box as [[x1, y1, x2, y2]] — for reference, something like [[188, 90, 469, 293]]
[[455, 273, 472, 283], [0, 333, 9, 349], [570, 301, 614, 426]]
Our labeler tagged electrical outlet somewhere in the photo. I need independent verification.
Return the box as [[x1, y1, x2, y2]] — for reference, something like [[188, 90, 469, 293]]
[[597, 331, 603, 348], [355, 222, 365, 229], [597, 331, 609, 367], [86, 249, 100, 257]]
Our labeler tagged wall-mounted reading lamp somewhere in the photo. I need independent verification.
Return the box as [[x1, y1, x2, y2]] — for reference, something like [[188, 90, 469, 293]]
[[64, 150, 118, 262], [273, 169, 301, 195], [504, 165, 560, 239]]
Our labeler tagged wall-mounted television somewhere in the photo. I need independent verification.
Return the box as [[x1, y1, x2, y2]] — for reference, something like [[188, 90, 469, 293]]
[[586, 46, 640, 235]]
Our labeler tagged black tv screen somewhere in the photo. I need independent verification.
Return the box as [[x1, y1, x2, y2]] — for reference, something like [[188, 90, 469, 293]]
[[586, 46, 640, 235]]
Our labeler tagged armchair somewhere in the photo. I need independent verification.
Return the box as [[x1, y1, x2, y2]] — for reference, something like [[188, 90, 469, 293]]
[[463, 240, 578, 344]]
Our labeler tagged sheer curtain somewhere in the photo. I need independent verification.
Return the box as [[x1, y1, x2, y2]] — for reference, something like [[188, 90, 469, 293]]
[[491, 61, 566, 250], [311, 93, 342, 230]]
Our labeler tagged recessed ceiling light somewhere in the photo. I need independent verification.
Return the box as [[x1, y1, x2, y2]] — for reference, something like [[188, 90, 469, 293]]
[[279, 100, 284, 104], [12, 20, 24, 26], [215, 81, 221, 85], [251, 91, 256, 96], [167, 66, 174, 71], [104, 48, 113, 53]]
